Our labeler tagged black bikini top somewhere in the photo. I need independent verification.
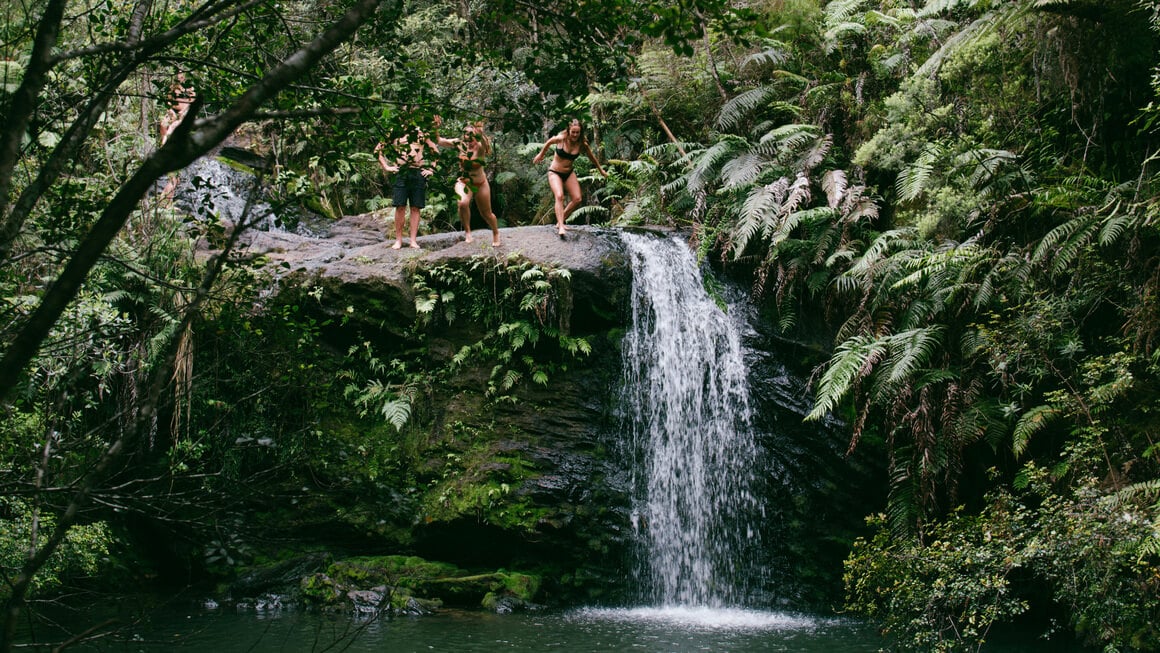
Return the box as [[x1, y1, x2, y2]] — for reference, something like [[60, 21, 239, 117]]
[[555, 147, 580, 161]]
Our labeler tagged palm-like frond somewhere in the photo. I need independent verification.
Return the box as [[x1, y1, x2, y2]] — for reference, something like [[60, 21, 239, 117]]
[[822, 169, 848, 208], [717, 86, 782, 131], [1012, 404, 1059, 458], [918, 0, 980, 19], [740, 42, 791, 70], [806, 333, 888, 421], [720, 150, 767, 189], [1031, 212, 1100, 275], [896, 143, 944, 202]]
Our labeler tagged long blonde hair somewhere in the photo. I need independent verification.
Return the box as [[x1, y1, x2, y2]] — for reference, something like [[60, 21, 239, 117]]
[[464, 121, 492, 157]]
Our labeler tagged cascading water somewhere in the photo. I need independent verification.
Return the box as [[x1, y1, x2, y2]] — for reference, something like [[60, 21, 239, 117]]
[[620, 231, 765, 608]]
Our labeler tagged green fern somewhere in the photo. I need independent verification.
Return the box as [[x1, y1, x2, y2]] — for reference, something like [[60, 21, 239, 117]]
[[884, 327, 946, 385], [1012, 404, 1059, 458], [807, 334, 889, 421]]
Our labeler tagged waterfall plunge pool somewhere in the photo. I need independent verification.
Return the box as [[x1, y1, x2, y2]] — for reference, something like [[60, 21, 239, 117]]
[[23, 601, 1085, 652]]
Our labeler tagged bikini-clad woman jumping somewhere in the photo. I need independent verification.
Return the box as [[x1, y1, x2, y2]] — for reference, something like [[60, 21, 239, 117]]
[[532, 118, 607, 236], [455, 121, 501, 246]]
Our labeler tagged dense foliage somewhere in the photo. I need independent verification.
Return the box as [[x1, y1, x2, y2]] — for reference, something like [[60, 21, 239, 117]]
[[5, 0, 1160, 650], [628, 0, 1160, 650]]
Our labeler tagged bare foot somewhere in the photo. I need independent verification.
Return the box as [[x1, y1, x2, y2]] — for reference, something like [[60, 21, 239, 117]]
[[492, 237, 501, 247], [391, 241, 402, 250], [464, 233, 473, 243], [557, 227, 566, 238], [408, 241, 420, 249]]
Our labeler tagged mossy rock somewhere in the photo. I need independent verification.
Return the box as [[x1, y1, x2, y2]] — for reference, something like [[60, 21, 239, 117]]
[[326, 555, 465, 588], [300, 572, 342, 603], [302, 554, 541, 610], [416, 570, 541, 605]]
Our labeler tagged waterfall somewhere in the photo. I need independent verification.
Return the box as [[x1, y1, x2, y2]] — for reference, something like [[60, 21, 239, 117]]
[[620, 231, 764, 608]]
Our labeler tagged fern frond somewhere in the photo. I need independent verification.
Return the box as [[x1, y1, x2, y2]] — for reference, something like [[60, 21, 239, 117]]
[[735, 178, 789, 256], [822, 169, 848, 208], [896, 144, 942, 202], [740, 43, 790, 70], [1098, 212, 1138, 246], [824, 0, 869, 26], [1107, 479, 1160, 509], [918, 0, 978, 19], [806, 334, 888, 420], [1045, 217, 1100, 276], [760, 124, 822, 156], [380, 398, 412, 432], [687, 136, 748, 193], [795, 133, 833, 172], [720, 150, 766, 189], [886, 454, 918, 538], [1012, 404, 1058, 458], [780, 174, 812, 217], [717, 86, 780, 131], [915, 15, 990, 77], [884, 327, 945, 384]]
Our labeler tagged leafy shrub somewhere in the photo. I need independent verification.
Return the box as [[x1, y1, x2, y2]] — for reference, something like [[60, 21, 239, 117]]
[[0, 498, 116, 600], [845, 467, 1160, 652]]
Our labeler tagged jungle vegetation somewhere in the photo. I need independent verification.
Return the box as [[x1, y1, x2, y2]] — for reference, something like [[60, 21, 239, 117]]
[[3, 0, 1160, 651]]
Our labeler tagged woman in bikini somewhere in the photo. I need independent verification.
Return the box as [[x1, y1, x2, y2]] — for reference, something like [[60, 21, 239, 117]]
[[532, 118, 607, 236], [454, 121, 501, 246]]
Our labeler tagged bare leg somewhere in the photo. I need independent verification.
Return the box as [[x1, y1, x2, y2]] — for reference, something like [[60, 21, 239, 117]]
[[408, 206, 421, 248], [561, 173, 583, 223], [456, 179, 473, 242], [548, 171, 568, 235], [473, 179, 501, 246], [392, 206, 405, 249]]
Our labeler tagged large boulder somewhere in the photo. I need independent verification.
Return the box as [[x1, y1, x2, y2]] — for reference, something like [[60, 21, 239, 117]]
[[220, 210, 644, 605]]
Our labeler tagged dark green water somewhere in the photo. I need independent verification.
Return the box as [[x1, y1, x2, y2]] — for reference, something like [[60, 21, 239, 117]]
[[20, 603, 1086, 652]]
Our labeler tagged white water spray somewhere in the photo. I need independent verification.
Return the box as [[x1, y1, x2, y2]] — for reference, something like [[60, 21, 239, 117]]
[[620, 231, 763, 608]]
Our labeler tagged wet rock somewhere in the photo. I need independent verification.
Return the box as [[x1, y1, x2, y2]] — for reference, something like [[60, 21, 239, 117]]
[[230, 552, 331, 598]]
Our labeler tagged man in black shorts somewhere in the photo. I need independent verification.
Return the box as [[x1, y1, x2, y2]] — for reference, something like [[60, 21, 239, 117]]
[[376, 128, 439, 249]]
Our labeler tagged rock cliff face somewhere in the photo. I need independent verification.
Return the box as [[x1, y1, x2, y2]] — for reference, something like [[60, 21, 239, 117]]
[[224, 210, 646, 607]]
